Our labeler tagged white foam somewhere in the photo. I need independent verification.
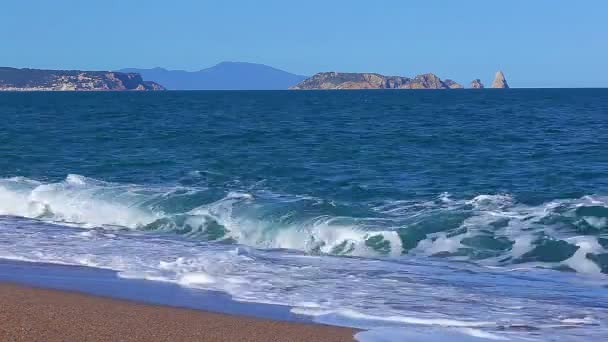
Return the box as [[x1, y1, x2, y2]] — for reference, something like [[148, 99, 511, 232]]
[[178, 272, 216, 286], [560, 316, 599, 325], [467, 194, 514, 210], [0, 184, 46, 218], [457, 328, 510, 340], [415, 233, 464, 255], [307, 309, 496, 328], [509, 236, 535, 259], [562, 236, 603, 274], [0, 175, 159, 228], [356, 327, 511, 342]]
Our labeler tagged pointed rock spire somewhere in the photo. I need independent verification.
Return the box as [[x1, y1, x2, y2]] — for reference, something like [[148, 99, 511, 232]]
[[491, 71, 509, 89]]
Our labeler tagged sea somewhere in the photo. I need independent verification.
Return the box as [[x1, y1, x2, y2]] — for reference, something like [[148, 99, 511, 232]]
[[1, 90, 607, 341]]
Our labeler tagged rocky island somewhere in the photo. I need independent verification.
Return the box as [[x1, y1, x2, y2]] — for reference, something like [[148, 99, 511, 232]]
[[291, 71, 511, 90], [470, 79, 484, 89], [491, 71, 509, 89], [0, 67, 165, 91], [290, 72, 463, 90]]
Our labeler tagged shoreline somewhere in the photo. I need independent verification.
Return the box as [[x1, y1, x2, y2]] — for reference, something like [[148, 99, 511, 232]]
[[0, 259, 304, 323], [0, 282, 357, 341]]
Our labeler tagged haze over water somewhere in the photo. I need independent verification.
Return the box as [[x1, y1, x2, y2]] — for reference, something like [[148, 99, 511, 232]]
[[1, 90, 607, 341]]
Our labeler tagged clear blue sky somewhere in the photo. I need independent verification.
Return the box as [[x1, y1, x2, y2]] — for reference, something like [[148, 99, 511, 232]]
[[2, 0, 607, 87]]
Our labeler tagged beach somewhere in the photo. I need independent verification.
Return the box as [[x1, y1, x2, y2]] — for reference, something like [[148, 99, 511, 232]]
[[0, 282, 356, 342]]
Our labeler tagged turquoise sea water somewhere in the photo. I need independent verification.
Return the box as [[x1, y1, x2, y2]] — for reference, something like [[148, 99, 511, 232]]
[[1, 90, 607, 341]]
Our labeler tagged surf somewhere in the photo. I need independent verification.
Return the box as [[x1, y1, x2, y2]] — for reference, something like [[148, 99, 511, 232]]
[[1, 174, 607, 274]]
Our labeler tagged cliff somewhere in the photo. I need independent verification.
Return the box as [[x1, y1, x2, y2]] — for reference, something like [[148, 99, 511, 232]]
[[491, 71, 509, 89], [290, 72, 462, 90], [0, 67, 165, 91]]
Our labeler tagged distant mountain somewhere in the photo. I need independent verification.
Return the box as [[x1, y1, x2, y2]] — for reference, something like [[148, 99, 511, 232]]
[[291, 72, 463, 90], [119, 62, 307, 90], [0, 67, 164, 91]]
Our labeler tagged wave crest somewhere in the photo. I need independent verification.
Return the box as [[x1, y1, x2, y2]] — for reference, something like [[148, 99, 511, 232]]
[[1, 175, 607, 273], [0, 175, 402, 257]]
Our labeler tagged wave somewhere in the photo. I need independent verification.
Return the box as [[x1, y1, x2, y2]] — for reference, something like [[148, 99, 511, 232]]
[[0, 175, 402, 257], [1, 174, 607, 274], [0, 174, 162, 228]]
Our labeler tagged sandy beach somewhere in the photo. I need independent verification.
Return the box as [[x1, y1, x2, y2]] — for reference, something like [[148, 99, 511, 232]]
[[0, 282, 357, 342]]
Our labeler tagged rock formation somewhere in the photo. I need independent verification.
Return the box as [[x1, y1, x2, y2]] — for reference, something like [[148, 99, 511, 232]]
[[444, 79, 464, 89], [408, 73, 444, 89], [491, 71, 509, 89], [290, 72, 460, 90], [0, 67, 165, 91], [470, 79, 484, 89]]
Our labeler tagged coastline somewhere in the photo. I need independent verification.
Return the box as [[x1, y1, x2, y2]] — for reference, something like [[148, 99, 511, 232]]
[[0, 259, 358, 341], [0, 282, 356, 342]]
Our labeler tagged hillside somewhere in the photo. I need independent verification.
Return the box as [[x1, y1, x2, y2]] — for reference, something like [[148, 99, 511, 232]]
[[0, 67, 164, 91]]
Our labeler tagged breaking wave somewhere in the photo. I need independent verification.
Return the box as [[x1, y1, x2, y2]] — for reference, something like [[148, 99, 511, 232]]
[[1, 174, 607, 274]]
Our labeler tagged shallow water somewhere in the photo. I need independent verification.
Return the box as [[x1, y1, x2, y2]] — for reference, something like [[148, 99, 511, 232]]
[[1, 90, 607, 340]]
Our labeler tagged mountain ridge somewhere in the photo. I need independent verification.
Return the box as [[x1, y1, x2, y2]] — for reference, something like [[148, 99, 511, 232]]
[[120, 62, 307, 90]]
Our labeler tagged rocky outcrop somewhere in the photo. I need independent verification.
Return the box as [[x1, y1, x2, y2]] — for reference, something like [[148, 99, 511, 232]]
[[444, 79, 464, 89], [406, 73, 447, 89], [0, 67, 165, 91], [491, 71, 509, 89], [470, 79, 484, 89], [290, 72, 389, 90], [291, 72, 459, 90]]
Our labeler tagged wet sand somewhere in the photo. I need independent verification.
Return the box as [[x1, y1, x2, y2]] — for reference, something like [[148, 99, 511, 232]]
[[0, 282, 357, 342]]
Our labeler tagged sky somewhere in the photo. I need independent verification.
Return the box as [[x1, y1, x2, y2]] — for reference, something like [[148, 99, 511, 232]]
[[1, 0, 607, 88]]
